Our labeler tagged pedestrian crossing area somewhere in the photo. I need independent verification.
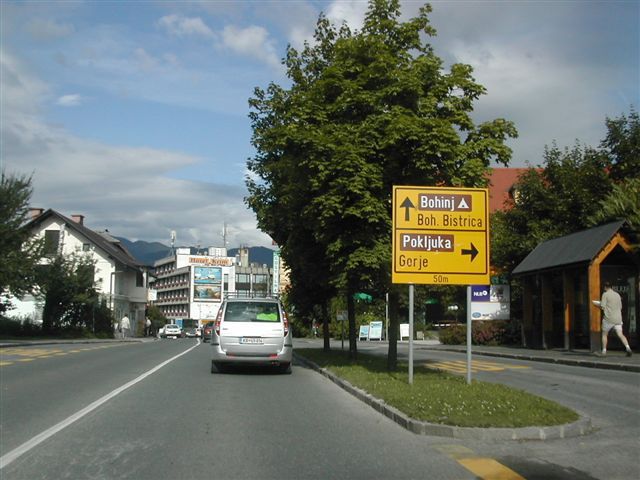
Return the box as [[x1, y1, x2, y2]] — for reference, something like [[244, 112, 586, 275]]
[[425, 359, 531, 374], [0, 344, 126, 367]]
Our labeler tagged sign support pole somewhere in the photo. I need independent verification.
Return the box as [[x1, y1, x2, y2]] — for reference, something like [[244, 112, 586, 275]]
[[409, 284, 414, 385], [466, 285, 472, 385]]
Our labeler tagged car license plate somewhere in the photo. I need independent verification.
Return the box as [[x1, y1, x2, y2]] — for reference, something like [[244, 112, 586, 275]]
[[240, 337, 263, 344]]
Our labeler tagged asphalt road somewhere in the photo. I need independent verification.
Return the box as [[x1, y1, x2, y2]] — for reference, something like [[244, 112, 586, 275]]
[[1, 339, 480, 480], [2, 339, 638, 480], [310, 338, 640, 480]]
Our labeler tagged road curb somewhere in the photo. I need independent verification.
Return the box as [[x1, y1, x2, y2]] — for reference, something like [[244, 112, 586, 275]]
[[294, 353, 593, 441]]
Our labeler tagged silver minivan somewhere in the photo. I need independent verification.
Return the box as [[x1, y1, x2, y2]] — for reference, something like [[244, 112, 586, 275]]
[[210, 296, 292, 374]]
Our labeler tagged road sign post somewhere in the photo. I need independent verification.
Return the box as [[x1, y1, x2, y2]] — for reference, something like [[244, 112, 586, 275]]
[[392, 186, 490, 384], [409, 284, 414, 384]]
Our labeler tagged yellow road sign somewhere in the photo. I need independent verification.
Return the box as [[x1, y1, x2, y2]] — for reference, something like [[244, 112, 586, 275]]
[[392, 186, 490, 285]]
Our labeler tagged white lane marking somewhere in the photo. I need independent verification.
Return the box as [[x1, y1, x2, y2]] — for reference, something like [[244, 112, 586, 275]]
[[0, 341, 200, 469]]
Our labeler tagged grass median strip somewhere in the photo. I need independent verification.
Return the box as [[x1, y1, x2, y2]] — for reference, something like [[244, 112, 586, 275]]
[[296, 348, 578, 428]]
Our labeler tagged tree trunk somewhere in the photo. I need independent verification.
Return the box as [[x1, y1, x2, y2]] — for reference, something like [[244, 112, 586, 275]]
[[322, 301, 331, 352], [347, 288, 357, 360], [387, 286, 399, 370]]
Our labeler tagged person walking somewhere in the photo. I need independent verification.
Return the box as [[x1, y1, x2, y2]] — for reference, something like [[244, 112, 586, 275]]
[[120, 314, 131, 339], [600, 282, 632, 357], [145, 317, 151, 337]]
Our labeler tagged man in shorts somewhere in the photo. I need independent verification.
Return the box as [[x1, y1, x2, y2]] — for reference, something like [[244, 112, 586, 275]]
[[600, 282, 632, 357]]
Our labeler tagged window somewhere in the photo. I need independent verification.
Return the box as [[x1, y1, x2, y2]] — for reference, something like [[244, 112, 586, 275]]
[[44, 230, 60, 255], [82, 243, 91, 251], [224, 302, 280, 322], [236, 273, 250, 283], [253, 274, 268, 284], [136, 272, 144, 287]]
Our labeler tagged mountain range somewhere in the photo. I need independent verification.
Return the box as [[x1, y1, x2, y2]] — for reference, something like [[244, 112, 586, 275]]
[[116, 238, 276, 268]]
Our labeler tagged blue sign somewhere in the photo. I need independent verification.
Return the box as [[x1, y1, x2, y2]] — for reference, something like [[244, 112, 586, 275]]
[[471, 285, 490, 302]]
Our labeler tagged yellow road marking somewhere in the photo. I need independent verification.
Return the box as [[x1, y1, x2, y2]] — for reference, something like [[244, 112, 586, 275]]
[[0, 343, 129, 367], [458, 457, 525, 480], [435, 445, 526, 480], [426, 359, 531, 374]]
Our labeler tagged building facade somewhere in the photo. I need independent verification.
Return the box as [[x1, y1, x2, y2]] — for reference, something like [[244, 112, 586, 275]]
[[150, 247, 276, 327], [6, 209, 149, 333]]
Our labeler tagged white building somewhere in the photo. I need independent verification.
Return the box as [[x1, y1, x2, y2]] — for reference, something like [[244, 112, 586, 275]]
[[6, 209, 149, 332], [152, 247, 236, 325], [151, 247, 276, 328]]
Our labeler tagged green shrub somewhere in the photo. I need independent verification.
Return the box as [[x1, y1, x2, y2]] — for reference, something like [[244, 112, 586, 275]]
[[438, 324, 466, 344], [438, 320, 518, 346], [0, 316, 43, 337]]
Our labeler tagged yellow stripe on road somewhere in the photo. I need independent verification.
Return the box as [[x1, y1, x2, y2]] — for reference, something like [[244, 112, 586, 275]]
[[0, 343, 128, 367], [426, 359, 531, 375], [458, 457, 525, 480], [435, 445, 526, 480]]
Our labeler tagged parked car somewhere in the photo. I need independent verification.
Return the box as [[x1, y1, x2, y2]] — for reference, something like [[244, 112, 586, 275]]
[[161, 324, 183, 339], [210, 296, 292, 374], [202, 324, 214, 342]]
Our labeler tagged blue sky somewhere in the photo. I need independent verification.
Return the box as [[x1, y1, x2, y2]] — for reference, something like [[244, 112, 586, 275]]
[[2, 1, 638, 249]]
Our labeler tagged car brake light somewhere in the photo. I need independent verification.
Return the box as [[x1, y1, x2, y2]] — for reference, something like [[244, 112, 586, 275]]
[[214, 308, 223, 336], [283, 310, 289, 337]]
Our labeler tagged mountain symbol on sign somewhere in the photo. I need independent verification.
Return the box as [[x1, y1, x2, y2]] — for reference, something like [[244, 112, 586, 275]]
[[457, 198, 470, 210]]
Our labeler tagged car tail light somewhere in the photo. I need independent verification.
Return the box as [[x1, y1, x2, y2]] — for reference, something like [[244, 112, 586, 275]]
[[214, 308, 223, 336], [282, 310, 289, 337]]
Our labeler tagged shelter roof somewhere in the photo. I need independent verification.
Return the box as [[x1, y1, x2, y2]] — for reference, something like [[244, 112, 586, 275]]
[[512, 220, 627, 275]]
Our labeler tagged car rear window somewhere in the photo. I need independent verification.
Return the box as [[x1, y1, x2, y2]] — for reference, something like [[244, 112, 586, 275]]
[[224, 302, 280, 323]]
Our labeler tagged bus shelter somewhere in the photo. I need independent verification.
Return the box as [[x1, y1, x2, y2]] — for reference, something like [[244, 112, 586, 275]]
[[512, 221, 638, 352]]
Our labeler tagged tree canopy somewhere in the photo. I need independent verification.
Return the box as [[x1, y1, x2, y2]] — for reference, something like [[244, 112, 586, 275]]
[[491, 109, 640, 273], [246, 0, 517, 360], [0, 170, 44, 316]]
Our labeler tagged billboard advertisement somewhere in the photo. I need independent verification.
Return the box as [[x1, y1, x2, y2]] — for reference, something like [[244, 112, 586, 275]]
[[193, 267, 222, 302]]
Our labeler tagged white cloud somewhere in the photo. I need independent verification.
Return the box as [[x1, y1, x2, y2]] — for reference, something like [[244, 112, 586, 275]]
[[26, 18, 75, 40], [326, 1, 367, 31], [220, 24, 281, 69], [134, 47, 159, 71], [0, 50, 48, 116], [0, 47, 273, 248], [158, 14, 215, 38], [56, 94, 83, 107]]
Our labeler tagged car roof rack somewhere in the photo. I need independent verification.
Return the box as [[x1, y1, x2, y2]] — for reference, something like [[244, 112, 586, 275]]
[[224, 292, 280, 299]]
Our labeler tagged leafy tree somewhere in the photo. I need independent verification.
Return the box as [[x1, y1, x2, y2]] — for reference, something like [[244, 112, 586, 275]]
[[247, 0, 517, 365], [0, 170, 44, 316], [492, 109, 638, 274], [600, 108, 639, 182], [37, 253, 100, 335], [146, 304, 167, 334], [590, 177, 640, 247]]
